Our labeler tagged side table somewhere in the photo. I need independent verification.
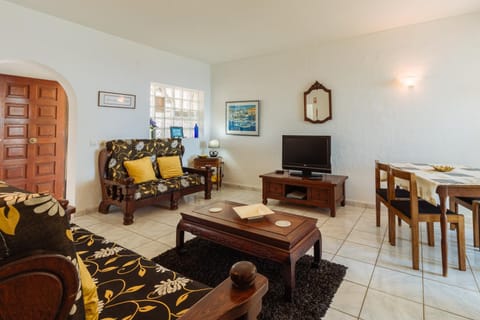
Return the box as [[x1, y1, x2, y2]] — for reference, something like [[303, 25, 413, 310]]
[[193, 157, 224, 190]]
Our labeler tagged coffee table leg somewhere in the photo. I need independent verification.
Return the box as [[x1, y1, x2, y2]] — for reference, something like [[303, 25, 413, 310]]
[[312, 239, 321, 268], [283, 262, 295, 301], [176, 222, 185, 253]]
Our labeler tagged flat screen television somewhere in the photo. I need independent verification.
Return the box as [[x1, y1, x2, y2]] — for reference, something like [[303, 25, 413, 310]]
[[282, 135, 331, 177]]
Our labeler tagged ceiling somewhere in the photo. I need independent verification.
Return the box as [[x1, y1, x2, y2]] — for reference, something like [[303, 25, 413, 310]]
[[6, 0, 480, 64]]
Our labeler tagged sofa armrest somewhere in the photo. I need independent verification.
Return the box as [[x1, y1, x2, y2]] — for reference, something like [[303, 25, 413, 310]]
[[181, 273, 268, 320], [183, 165, 213, 198], [0, 253, 79, 320]]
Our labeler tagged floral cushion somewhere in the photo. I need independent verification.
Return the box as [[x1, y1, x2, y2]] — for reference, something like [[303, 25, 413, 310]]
[[0, 182, 85, 320], [134, 179, 181, 200], [171, 174, 205, 190], [106, 139, 184, 181], [72, 224, 211, 319]]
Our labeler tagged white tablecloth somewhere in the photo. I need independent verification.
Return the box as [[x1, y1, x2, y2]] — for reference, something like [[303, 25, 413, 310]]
[[389, 163, 480, 205]]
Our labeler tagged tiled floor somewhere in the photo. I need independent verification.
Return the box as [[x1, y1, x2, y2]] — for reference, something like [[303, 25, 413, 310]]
[[73, 187, 480, 320]]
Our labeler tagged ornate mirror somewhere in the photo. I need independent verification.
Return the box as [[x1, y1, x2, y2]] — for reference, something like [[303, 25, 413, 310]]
[[304, 81, 332, 123]]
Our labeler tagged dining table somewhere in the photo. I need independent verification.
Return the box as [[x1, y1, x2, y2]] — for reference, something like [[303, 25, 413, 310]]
[[389, 162, 480, 276]]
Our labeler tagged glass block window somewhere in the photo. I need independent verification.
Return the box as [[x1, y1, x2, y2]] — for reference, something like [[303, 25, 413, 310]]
[[150, 83, 204, 138]]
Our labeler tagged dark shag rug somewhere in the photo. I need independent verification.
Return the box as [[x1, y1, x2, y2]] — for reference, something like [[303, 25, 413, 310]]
[[152, 238, 347, 320]]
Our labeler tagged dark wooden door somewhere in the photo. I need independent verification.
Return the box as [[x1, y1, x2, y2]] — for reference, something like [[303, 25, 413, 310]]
[[0, 74, 67, 198]]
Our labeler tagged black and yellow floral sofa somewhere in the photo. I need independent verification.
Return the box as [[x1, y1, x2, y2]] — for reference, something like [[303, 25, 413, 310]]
[[98, 139, 212, 225], [0, 183, 268, 320]]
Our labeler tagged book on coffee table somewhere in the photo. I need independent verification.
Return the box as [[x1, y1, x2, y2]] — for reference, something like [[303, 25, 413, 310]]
[[233, 203, 274, 220]]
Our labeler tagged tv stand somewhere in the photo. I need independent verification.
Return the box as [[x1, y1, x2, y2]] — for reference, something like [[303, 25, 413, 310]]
[[259, 171, 348, 217], [288, 171, 325, 179]]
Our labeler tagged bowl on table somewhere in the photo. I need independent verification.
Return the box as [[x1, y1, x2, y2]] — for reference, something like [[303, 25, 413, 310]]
[[432, 165, 455, 172]]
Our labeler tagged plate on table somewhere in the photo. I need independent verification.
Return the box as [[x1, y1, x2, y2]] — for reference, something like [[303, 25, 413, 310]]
[[209, 207, 223, 213], [275, 220, 292, 227]]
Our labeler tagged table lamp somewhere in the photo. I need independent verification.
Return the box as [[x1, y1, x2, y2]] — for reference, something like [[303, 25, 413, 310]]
[[208, 139, 220, 157]]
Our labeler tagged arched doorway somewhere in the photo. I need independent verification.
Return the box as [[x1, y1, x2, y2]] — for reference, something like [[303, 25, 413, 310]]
[[0, 60, 76, 202]]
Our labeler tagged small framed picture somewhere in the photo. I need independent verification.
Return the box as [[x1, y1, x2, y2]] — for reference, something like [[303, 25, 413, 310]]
[[98, 91, 136, 109], [225, 100, 260, 136], [170, 126, 184, 138]]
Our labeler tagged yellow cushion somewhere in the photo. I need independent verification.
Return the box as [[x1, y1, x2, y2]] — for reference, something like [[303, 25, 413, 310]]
[[157, 156, 184, 178], [77, 253, 99, 320], [124, 157, 156, 183]]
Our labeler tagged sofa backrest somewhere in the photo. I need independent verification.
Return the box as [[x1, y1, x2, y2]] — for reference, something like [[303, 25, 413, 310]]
[[106, 139, 184, 181]]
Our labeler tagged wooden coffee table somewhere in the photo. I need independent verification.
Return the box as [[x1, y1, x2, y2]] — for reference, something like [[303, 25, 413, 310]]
[[176, 200, 322, 300]]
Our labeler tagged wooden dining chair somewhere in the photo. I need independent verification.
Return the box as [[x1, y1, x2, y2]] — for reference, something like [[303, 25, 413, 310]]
[[387, 168, 466, 270], [450, 197, 480, 248], [375, 161, 409, 227]]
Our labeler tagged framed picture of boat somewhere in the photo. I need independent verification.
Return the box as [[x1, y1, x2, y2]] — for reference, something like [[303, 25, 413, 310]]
[[225, 100, 260, 136]]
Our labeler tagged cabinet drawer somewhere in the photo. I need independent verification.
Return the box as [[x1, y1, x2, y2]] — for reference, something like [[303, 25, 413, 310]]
[[310, 188, 331, 202], [266, 183, 283, 196]]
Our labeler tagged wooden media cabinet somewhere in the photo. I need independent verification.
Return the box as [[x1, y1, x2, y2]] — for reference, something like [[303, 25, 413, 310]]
[[260, 171, 348, 217]]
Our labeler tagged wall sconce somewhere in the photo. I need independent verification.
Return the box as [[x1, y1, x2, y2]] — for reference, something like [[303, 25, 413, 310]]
[[401, 75, 417, 88], [208, 139, 220, 157]]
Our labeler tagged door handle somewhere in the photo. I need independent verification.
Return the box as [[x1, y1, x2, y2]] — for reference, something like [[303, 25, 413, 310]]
[[29, 137, 38, 144]]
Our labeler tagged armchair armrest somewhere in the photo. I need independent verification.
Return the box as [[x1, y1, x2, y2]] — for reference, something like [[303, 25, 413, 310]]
[[181, 273, 268, 320], [0, 253, 79, 320]]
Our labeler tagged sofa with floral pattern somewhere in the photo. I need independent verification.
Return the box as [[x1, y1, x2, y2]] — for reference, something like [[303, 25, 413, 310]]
[[0, 183, 268, 320], [98, 139, 212, 225]]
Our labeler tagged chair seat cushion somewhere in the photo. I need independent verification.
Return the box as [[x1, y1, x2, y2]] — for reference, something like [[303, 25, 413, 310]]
[[391, 199, 455, 218], [135, 179, 182, 199], [376, 188, 410, 201]]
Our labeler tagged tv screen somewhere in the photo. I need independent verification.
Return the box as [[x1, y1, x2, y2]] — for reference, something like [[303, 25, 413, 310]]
[[282, 135, 331, 177]]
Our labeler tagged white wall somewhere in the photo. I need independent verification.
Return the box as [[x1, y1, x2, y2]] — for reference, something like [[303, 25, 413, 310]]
[[0, 1, 211, 212], [212, 12, 480, 205]]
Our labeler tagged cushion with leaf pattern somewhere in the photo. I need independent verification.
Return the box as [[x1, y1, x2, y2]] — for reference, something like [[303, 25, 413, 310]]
[[72, 224, 211, 319]]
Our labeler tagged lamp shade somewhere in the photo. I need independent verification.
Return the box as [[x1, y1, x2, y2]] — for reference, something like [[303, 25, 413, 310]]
[[208, 139, 220, 148]]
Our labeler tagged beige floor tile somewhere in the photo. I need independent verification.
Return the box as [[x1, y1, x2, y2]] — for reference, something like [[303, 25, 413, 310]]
[[113, 233, 153, 251], [323, 308, 358, 320], [332, 256, 374, 286], [323, 236, 345, 255], [347, 229, 384, 248], [353, 217, 387, 236], [424, 306, 472, 320], [321, 252, 334, 261], [376, 249, 423, 277], [360, 289, 423, 320], [424, 278, 480, 319], [336, 241, 380, 264], [124, 219, 175, 240], [133, 240, 173, 259], [369, 266, 423, 303], [155, 231, 177, 247], [422, 258, 478, 291], [72, 214, 102, 227], [330, 280, 367, 317]]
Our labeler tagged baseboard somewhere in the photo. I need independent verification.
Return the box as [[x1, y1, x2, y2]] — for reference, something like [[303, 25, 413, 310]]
[[221, 182, 261, 192], [73, 206, 98, 216], [345, 200, 375, 209]]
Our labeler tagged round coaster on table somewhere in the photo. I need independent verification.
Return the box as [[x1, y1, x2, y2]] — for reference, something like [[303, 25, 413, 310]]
[[209, 207, 223, 213], [275, 220, 291, 227]]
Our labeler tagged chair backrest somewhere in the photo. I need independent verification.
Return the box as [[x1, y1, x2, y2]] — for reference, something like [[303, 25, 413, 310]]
[[388, 167, 420, 220], [375, 160, 390, 191]]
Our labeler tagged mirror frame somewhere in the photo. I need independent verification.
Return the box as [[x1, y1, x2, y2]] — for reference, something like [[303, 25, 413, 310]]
[[304, 81, 332, 123]]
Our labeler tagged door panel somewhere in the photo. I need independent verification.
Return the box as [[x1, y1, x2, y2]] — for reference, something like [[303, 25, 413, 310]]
[[0, 74, 67, 198]]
